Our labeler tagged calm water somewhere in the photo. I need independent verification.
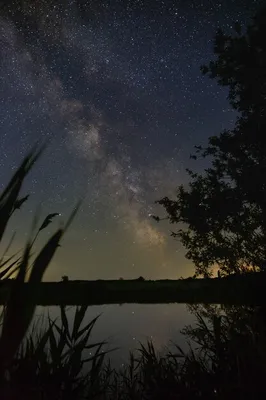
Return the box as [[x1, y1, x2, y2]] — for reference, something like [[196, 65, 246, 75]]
[[33, 303, 197, 367]]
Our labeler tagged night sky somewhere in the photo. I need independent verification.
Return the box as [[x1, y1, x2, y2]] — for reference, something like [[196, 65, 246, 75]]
[[0, 0, 263, 281]]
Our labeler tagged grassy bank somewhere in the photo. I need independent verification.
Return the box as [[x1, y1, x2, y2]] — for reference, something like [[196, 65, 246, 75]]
[[1, 273, 266, 305]]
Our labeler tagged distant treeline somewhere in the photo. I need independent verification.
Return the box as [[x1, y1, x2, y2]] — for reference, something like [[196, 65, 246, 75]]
[[1, 272, 265, 305]]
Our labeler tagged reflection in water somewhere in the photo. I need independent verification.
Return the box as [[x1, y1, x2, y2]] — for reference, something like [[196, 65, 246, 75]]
[[33, 303, 195, 367], [1, 303, 266, 398]]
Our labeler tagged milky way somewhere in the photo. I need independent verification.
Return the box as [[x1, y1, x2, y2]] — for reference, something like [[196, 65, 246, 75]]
[[0, 0, 262, 280]]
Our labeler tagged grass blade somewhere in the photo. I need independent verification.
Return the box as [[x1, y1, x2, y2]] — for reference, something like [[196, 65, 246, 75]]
[[28, 229, 63, 284], [0, 257, 21, 280], [60, 305, 71, 342], [0, 145, 44, 242], [72, 305, 88, 341], [0, 231, 16, 266]]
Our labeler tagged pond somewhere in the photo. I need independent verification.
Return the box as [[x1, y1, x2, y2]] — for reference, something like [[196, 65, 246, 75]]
[[2, 301, 265, 398], [33, 303, 197, 368]]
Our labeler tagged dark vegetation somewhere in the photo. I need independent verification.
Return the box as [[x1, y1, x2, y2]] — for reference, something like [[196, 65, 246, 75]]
[[1, 273, 266, 305], [1, 300, 266, 399], [1, 3, 266, 399], [156, 5, 266, 278]]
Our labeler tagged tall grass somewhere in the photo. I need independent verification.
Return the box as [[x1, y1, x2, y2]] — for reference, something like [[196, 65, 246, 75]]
[[2, 306, 111, 399], [2, 303, 264, 399], [0, 146, 109, 399]]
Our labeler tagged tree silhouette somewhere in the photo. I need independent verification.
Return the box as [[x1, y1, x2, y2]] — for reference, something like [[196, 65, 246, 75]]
[[61, 275, 69, 282], [157, 6, 266, 277]]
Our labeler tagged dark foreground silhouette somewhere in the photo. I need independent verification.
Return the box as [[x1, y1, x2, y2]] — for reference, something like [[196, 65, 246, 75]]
[[1, 303, 266, 400], [1, 272, 266, 305]]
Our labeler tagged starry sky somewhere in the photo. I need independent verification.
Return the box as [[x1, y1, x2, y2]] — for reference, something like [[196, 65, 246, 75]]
[[0, 0, 263, 281]]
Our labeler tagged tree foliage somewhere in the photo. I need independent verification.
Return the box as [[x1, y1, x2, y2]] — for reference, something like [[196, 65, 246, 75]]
[[157, 6, 266, 277]]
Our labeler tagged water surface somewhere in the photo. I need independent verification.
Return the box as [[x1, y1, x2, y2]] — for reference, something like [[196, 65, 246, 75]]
[[34, 303, 196, 367]]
